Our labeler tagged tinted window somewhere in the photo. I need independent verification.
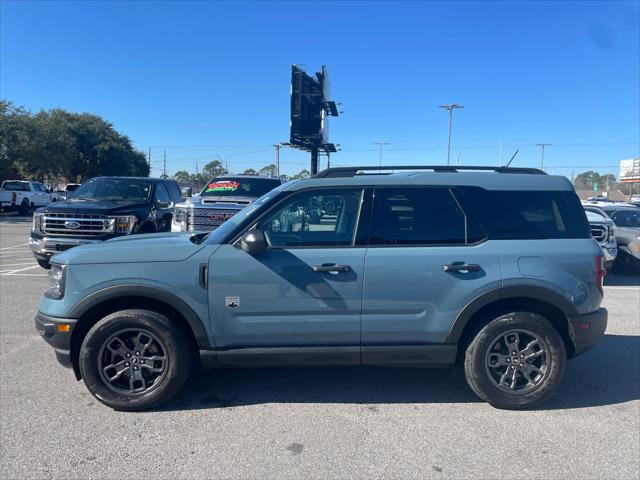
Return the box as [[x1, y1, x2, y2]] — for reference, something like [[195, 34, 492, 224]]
[[166, 182, 182, 203], [458, 188, 591, 239], [1, 181, 29, 191], [72, 178, 153, 201], [201, 177, 280, 198], [370, 187, 482, 245], [611, 210, 640, 228], [155, 183, 171, 205], [258, 189, 363, 247]]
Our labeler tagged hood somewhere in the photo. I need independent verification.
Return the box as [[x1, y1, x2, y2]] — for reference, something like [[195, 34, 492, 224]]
[[52, 233, 207, 265], [585, 211, 613, 224], [41, 199, 152, 215]]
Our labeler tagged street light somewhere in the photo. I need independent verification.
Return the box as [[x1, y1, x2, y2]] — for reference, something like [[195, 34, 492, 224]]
[[373, 141, 390, 167], [439, 104, 464, 166], [535, 143, 552, 170]]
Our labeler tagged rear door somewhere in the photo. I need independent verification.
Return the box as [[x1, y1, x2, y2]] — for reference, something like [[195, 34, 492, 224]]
[[361, 186, 502, 364]]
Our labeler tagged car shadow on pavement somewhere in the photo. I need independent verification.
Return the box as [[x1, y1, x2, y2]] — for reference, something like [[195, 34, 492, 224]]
[[0, 213, 32, 224], [604, 273, 640, 286], [163, 334, 639, 412]]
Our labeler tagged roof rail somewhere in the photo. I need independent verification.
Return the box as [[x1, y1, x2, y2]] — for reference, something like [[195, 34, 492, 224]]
[[313, 165, 546, 178]]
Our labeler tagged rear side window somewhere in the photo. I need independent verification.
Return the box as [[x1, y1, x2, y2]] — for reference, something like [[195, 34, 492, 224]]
[[2, 181, 29, 191], [457, 187, 591, 239], [369, 187, 484, 245]]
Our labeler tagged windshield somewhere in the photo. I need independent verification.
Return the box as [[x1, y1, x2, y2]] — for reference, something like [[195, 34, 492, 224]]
[[201, 177, 280, 198], [71, 178, 153, 202], [611, 210, 640, 228], [205, 184, 288, 244]]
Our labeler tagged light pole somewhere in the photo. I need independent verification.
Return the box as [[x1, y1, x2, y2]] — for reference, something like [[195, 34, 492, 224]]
[[535, 143, 551, 170], [373, 141, 390, 167], [439, 104, 463, 166]]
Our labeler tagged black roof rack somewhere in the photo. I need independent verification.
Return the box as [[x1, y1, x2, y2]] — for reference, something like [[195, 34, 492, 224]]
[[313, 165, 546, 178]]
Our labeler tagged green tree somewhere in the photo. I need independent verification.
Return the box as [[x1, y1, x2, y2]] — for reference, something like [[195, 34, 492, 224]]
[[289, 169, 311, 180], [173, 170, 191, 184], [202, 160, 227, 178], [242, 168, 257, 175], [258, 164, 277, 177]]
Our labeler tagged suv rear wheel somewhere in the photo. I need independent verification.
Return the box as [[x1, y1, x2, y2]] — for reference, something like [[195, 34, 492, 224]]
[[79, 309, 192, 411], [464, 312, 566, 409]]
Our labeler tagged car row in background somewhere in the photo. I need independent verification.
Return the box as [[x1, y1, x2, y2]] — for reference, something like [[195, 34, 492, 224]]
[[0, 180, 62, 214], [29, 177, 183, 269], [171, 175, 282, 233], [584, 201, 640, 274]]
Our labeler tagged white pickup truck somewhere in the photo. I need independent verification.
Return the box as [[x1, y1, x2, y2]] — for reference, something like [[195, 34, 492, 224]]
[[0, 180, 60, 215]]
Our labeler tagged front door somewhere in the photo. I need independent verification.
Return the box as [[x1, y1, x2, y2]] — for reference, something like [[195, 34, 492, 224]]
[[208, 187, 368, 351], [361, 186, 502, 363]]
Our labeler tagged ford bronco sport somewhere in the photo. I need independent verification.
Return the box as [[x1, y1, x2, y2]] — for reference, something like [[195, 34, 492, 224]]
[[35, 165, 607, 411]]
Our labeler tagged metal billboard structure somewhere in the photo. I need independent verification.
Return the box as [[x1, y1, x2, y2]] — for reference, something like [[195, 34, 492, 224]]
[[289, 65, 340, 174]]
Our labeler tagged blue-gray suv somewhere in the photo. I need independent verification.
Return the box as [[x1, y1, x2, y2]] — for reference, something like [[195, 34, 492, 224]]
[[35, 166, 608, 411]]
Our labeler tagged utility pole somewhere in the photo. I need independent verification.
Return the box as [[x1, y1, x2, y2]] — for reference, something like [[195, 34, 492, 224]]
[[273, 144, 281, 177], [535, 143, 552, 170], [439, 104, 464, 166], [373, 141, 390, 167], [499, 142, 503, 166], [195, 161, 199, 175], [148, 147, 152, 174], [327, 151, 331, 169], [162, 150, 167, 178]]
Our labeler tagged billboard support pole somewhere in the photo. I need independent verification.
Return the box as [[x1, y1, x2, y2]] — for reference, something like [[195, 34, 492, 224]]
[[311, 147, 319, 176]]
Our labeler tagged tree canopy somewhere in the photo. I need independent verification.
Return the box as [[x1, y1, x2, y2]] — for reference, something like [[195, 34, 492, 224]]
[[0, 100, 149, 184]]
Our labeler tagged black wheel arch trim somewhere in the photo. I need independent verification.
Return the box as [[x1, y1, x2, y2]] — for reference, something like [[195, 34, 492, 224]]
[[67, 284, 212, 349], [447, 285, 578, 343]]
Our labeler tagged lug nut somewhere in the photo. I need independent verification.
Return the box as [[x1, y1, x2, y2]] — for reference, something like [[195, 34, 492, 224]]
[[126, 353, 131, 358], [140, 360, 145, 364], [125, 362, 129, 367], [512, 351, 517, 355], [133, 366, 138, 371], [520, 363, 524, 367], [135, 352, 140, 356]]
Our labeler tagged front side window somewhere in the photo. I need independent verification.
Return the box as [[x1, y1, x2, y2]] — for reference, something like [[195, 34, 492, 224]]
[[370, 187, 480, 245], [257, 189, 364, 247], [155, 183, 171, 205]]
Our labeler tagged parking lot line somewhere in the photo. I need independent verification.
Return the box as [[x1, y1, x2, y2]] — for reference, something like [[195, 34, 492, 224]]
[[0, 243, 29, 251], [2, 265, 40, 274]]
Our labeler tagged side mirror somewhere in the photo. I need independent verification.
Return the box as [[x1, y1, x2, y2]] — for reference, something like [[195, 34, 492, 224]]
[[239, 229, 267, 255]]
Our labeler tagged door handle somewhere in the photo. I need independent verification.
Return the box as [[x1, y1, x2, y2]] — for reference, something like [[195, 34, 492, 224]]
[[199, 264, 208, 288], [443, 263, 481, 273], [312, 264, 351, 273]]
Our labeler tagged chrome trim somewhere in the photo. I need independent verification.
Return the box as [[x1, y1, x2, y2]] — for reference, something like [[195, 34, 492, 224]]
[[42, 213, 113, 237], [30, 236, 102, 256]]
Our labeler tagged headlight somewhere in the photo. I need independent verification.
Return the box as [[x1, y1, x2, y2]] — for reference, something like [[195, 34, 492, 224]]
[[607, 225, 615, 242], [111, 215, 137, 234], [171, 208, 188, 232], [32, 212, 44, 233], [46, 264, 66, 299]]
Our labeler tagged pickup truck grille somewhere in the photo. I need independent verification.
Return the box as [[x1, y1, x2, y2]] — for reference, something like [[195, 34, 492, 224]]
[[187, 208, 240, 232], [43, 213, 112, 237], [590, 224, 607, 243]]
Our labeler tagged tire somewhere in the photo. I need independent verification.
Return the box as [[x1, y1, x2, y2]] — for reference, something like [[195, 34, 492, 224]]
[[613, 250, 640, 276], [36, 259, 51, 269], [18, 200, 30, 215], [464, 312, 566, 410], [79, 309, 192, 411]]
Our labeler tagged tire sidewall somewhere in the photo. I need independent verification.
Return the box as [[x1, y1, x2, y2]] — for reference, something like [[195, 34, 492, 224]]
[[79, 309, 190, 411], [465, 312, 566, 409]]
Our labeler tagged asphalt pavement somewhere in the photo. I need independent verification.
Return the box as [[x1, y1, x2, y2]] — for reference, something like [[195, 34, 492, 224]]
[[1, 213, 638, 479]]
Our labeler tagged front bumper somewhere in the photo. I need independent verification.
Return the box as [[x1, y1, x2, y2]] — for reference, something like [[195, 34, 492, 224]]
[[35, 311, 77, 368], [601, 246, 617, 269], [30, 235, 101, 260], [568, 308, 608, 357]]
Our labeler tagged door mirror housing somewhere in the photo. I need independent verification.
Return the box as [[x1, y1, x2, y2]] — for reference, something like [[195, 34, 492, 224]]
[[239, 229, 267, 255]]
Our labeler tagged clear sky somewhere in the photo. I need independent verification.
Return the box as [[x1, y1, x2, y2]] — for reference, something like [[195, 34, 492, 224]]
[[1, 0, 639, 179]]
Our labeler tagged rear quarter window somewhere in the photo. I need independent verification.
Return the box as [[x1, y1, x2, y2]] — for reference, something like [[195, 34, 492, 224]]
[[457, 187, 591, 240]]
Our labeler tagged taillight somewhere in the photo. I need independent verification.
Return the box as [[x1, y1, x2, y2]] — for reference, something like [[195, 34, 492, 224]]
[[11, 192, 16, 203], [595, 255, 606, 295]]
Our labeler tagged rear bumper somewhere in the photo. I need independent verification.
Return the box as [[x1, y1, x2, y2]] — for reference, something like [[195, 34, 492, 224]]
[[35, 311, 77, 368], [568, 308, 608, 357]]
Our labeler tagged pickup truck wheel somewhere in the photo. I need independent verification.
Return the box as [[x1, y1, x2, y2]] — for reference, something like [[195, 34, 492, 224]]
[[18, 199, 30, 215], [36, 259, 51, 269], [464, 312, 566, 410], [79, 309, 192, 411]]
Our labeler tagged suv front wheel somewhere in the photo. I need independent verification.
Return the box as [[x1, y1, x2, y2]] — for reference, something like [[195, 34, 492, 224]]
[[79, 309, 192, 411], [464, 312, 566, 409]]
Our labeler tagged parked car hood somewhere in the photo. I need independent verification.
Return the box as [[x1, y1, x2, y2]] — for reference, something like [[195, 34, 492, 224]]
[[40, 198, 152, 215], [52, 233, 207, 265]]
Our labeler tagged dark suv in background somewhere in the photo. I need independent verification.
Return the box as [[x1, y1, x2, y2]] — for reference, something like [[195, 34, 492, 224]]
[[30, 177, 182, 269]]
